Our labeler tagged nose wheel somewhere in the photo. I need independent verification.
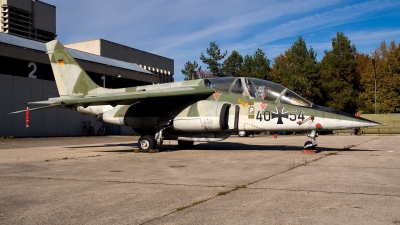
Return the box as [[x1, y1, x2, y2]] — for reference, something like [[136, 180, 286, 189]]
[[304, 130, 318, 149]]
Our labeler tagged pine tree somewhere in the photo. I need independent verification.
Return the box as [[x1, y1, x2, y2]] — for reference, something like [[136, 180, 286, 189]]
[[319, 32, 358, 112], [270, 50, 292, 87], [250, 48, 271, 80], [239, 55, 253, 77], [222, 50, 243, 77], [181, 61, 199, 80], [200, 42, 227, 77], [238, 49, 270, 79], [270, 37, 320, 103]]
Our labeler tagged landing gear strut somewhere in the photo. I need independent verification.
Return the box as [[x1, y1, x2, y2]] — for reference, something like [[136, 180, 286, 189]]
[[304, 130, 318, 149]]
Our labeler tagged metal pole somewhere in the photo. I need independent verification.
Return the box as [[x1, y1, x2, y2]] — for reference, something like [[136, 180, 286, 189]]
[[372, 59, 377, 114], [101, 75, 106, 88], [374, 78, 376, 114]]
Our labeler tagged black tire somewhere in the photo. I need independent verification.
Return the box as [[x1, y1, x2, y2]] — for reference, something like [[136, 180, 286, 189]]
[[304, 141, 314, 149], [178, 140, 194, 149], [139, 135, 156, 150], [238, 131, 247, 137]]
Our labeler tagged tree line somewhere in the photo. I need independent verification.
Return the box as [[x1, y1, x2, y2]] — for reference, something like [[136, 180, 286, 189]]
[[181, 32, 400, 114]]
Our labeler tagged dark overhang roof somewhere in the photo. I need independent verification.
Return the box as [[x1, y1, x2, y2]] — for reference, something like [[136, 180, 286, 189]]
[[0, 32, 153, 75]]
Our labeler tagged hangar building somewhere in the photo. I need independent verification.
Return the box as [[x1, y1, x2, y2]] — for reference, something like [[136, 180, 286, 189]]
[[0, 0, 174, 137]]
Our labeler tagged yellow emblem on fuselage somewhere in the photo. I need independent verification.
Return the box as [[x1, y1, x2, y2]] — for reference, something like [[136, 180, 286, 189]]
[[237, 98, 248, 107]]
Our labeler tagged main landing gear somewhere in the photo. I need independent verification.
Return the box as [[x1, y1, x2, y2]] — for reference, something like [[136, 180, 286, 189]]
[[138, 135, 195, 151], [137, 132, 195, 151], [138, 135, 156, 150], [138, 123, 173, 151], [304, 130, 318, 150]]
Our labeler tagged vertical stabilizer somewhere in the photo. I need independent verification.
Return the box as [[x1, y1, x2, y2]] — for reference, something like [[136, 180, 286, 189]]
[[46, 40, 107, 96]]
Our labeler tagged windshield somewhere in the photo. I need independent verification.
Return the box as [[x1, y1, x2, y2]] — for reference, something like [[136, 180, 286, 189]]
[[203, 77, 312, 107], [204, 77, 236, 91], [280, 89, 311, 106], [246, 78, 312, 107]]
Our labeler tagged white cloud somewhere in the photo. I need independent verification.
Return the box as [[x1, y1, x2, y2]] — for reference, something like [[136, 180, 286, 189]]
[[248, 0, 400, 46], [152, 0, 341, 53], [44, 0, 400, 80]]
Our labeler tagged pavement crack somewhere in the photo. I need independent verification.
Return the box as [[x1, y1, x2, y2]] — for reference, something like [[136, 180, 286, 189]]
[[298, 164, 400, 169], [0, 175, 224, 188], [140, 185, 248, 225], [139, 197, 214, 225], [248, 155, 325, 186], [249, 187, 400, 198], [341, 136, 381, 150]]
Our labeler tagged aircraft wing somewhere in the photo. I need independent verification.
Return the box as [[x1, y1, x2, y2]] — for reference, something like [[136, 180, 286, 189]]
[[10, 86, 215, 114]]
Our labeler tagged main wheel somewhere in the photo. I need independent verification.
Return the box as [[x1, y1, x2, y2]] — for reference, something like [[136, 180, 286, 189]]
[[238, 131, 247, 137], [178, 140, 194, 149], [139, 135, 156, 150]]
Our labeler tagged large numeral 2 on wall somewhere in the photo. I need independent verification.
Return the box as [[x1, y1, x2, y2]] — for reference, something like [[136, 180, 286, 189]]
[[28, 62, 37, 79]]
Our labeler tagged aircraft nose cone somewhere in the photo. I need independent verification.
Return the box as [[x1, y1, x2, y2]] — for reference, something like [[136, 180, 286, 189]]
[[312, 104, 381, 129], [353, 116, 381, 128]]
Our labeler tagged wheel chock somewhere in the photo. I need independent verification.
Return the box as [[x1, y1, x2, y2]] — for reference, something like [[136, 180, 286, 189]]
[[133, 149, 159, 153], [302, 149, 320, 154]]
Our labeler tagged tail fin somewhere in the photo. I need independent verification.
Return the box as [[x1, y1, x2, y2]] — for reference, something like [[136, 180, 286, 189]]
[[46, 40, 108, 97]]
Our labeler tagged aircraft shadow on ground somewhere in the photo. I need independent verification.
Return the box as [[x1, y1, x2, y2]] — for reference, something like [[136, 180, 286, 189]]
[[66, 142, 379, 153]]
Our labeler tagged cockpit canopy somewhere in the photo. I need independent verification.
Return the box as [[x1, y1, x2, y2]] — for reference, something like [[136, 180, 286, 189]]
[[204, 77, 312, 107]]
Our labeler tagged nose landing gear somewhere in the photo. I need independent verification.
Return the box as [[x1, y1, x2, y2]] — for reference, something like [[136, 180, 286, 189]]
[[304, 130, 318, 150]]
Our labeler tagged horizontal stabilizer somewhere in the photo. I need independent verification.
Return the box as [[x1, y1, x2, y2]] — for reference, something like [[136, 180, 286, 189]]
[[9, 104, 60, 114]]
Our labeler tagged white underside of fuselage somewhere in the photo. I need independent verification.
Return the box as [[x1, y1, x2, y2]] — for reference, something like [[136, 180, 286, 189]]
[[74, 106, 377, 133], [243, 115, 377, 131]]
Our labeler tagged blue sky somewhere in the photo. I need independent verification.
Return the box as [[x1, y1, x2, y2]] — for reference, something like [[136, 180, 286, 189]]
[[45, 0, 400, 81]]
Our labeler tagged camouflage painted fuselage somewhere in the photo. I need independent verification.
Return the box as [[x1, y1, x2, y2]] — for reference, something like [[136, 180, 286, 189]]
[[13, 40, 379, 143]]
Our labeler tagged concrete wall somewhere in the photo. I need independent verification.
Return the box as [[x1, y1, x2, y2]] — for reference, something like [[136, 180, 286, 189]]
[[0, 73, 136, 137], [100, 39, 174, 83], [1, 74, 75, 137], [65, 40, 101, 56], [32, 1, 56, 33], [1, 0, 31, 12], [100, 39, 174, 73], [1, 0, 56, 41], [65, 39, 174, 83], [0, 74, 100, 137]]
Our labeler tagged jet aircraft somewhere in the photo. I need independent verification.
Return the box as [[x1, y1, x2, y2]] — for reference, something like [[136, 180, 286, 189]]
[[11, 40, 380, 150]]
